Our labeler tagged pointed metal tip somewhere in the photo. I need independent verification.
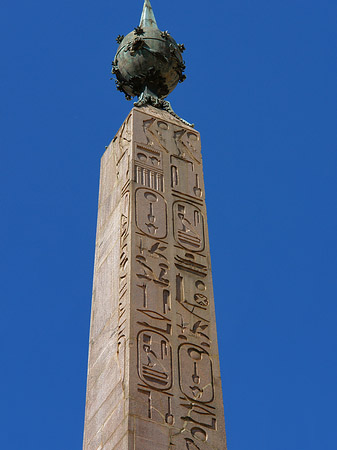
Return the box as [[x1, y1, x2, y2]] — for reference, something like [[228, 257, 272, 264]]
[[139, 0, 158, 29]]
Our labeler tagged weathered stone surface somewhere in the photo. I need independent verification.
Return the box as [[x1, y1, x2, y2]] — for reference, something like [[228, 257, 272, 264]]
[[83, 106, 227, 449]]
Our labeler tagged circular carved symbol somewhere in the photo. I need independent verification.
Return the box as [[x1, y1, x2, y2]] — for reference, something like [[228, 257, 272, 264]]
[[157, 121, 168, 130], [191, 427, 207, 442], [137, 152, 147, 162], [187, 347, 203, 361], [194, 293, 209, 307], [195, 280, 206, 291], [144, 192, 157, 202], [188, 132, 198, 142]]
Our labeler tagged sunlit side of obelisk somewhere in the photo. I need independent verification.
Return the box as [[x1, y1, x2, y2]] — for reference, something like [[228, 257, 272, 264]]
[[83, 2, 227, 448]]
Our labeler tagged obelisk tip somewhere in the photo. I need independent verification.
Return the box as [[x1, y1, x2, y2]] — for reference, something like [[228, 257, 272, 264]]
[[139, 0, 158, 29]]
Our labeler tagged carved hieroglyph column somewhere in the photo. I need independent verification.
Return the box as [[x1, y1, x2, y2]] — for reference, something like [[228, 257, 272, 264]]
[[83, 105, 227, 450]]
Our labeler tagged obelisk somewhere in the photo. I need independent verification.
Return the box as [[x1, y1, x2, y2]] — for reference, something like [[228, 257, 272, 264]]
[[83, 1, 227, 449]]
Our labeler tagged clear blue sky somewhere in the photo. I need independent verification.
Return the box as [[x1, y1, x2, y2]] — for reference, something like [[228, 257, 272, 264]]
[[1, 0, 336, 449]]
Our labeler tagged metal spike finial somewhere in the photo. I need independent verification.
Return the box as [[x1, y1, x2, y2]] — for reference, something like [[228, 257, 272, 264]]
[[112, 0, 193, 126], [139, 0, 158, 29]]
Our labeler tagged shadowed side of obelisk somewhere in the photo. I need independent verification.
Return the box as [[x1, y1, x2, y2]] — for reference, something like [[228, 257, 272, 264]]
[[83, 112, 134, 449]]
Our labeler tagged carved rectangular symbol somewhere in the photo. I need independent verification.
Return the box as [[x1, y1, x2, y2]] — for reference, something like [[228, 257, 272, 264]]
[[173, 201, 204, 251], [138, 330, 172, 390], [135, 147, 164, 192], [136, 188, 167, 238], [171, 155, 203, 199], [178, 343, 214, 403]]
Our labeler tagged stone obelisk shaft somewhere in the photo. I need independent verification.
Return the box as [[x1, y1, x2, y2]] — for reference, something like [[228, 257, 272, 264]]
[[83, 106, 227, 449]]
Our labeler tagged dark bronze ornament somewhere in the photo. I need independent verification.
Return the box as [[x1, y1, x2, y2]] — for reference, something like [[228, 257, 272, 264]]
[[127, 37, 146, 56], [161, 30, 170, 39], [134, 26, 145, 35], [116, 35, 124, 44], [111, 0, 192, 126], [178, 43, 186, 53]]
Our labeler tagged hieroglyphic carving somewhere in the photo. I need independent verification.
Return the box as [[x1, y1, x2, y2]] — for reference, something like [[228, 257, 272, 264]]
[[136, 254, 169, 286], [178, 344, 214, 403], [137, 309, 172, 336], [132, 110, 224, 447], [136, 148, 163, 170], [113, 113, 132, 189], [169, 398, 218, 448], [135, 110, 202, 164], [142, 118, 171, 153], [177, 313, 211, 348], [171, 155, 203, 199], [117, 189, 130, 350], [138, 388, 174, 425], [173, 201, 205, 252], [136, 237, 170, 305], [134, 147, 164, 192], [117, 151, 130, 190], [137, 330, 172, 390], [135, 235, 172, 337], [176, 274, 209, 321], [136, 188, 167, 238], [180, 402, 217, 432], [133, 230, 175, 424], [185, 438, 201, 449], [174, 128, 202, 164], [172, 335, 217, 446], [114, 113, 132, 165], [172, 191, 204, 208], [173, 231, 219, 447], [174, 250, 208, 277]]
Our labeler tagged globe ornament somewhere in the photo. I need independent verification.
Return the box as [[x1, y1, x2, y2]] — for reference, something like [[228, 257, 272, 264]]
[[112, 0, 192, 126]]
